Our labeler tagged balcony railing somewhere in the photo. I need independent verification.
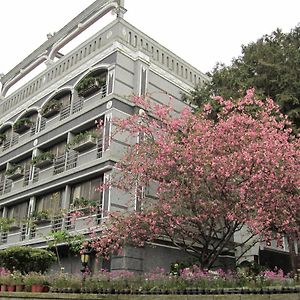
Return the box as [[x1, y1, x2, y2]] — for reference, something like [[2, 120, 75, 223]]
[[2, 205, 104, 246], [0, 140, 103, 198], [0, 85, 108, 155]]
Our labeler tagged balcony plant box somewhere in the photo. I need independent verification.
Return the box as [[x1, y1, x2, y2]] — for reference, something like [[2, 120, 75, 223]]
[[5, 165, 24, 180], [32, 152, 54, 169], [41, 100, 62, 118], [32, 210, 51, 225], [9, 221, 20, 231], [76, 76, 106, 98], [68, 132, 97, 152], [13, 118, 33, 134]]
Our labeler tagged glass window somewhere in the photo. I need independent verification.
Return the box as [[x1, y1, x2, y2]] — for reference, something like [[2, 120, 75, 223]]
[[47, 141, 67, 157], [35, 190, 63, 215], [7, 201, 29, 225], [70, 176, 103, 206]]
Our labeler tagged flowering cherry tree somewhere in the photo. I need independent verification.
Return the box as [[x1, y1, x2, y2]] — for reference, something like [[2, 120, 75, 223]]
[[91, 89, 300, 269]]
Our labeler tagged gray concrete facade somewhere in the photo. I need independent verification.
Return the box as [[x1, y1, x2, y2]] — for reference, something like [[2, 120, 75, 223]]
[[0, 0, 208, 273], [1, 0, 288, 274]]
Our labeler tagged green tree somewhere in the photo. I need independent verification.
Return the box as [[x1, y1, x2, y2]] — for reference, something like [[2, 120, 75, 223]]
[[0, 246, 56, 274], [185, 26, 300, 129]]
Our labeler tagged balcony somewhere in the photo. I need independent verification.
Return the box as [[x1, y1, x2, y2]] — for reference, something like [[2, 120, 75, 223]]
[[32, 139, 103, 185], [76, 77, 106, 98], [41, 100, 62, 119], [2, 207, 103, 247], [0, 134, 6, 146], [32, 152, 54, 169], [5, 165, 24, 181], [13, 118, 33, 134], [69, 133, 97, 153]]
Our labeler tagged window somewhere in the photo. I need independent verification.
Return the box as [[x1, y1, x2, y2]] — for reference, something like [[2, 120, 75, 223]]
[[70, 176, 103, 206], [35, 190, 63, 215], [47, 141, 67, 157], [7, 201, 29, 226], [58, 93, 71, 109]]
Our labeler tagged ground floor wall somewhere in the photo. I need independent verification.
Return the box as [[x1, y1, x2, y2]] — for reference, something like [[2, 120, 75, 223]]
[[52, 243, 236, 275]]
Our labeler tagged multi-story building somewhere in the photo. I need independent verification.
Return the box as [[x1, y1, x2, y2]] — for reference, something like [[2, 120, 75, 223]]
[[2, 0, 293, 275], [0, 0, 208, 273]]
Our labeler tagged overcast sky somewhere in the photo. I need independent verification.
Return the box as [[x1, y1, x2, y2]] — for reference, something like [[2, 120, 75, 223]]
[[0, 0, 299, 77]]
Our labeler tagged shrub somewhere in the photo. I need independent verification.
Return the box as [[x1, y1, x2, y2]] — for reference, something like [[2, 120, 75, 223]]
[[0, 246, 56, 274]]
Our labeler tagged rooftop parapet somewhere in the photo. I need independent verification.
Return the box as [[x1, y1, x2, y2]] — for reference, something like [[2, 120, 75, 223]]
[[0, 0, 207, 120]]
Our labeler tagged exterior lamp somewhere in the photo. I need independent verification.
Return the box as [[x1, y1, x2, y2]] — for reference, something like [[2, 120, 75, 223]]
[[80, 251, 90, 266], [80, 248, 91, 282]]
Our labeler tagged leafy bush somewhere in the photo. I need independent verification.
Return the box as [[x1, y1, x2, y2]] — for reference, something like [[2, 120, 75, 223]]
[[0, 246, 56, 274]]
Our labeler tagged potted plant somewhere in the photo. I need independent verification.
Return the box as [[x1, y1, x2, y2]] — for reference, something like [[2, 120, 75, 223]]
[[75, 76, 106, 98], [0, 134, 6, 146], [70, 197, 97, 215], [9, 219, 21, 232], [0, 273, 11, 292], [13, 118, 33, 134], [31, 210, 51, 225], [8, 271, 24, 292], [0, 217, 15, 232], [41, 100, 62, 118], [49, 273, 81, 293], [31, 152, 54, 169], [5, 165, 24, 180], [24, 272, 48, 293], [67, 131, 98, 152]]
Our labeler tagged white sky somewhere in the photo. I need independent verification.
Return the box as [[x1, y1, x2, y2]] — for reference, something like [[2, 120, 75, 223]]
[[0, 0, 299, 77]]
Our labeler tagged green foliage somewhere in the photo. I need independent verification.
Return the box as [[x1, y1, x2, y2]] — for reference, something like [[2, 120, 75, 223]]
[[75, 76, 106, 93], [5, 164, 23, 176], [47, 230, 85, 254], [170, 261, 192, 276], [31, 210, 51, 221], [23, 272, 48, 285], [13, 118, 33, 131], [0, 217, 15, 231], [72, 197, 97, 209], [41, 99, 62, 115], [49, 273, 81, 290], [187, 26, 300, 130], [0, 246, 56, 274], [10, 271, 24, 285], [31, 152, 54, 165], [67, 131, 98, 149]]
